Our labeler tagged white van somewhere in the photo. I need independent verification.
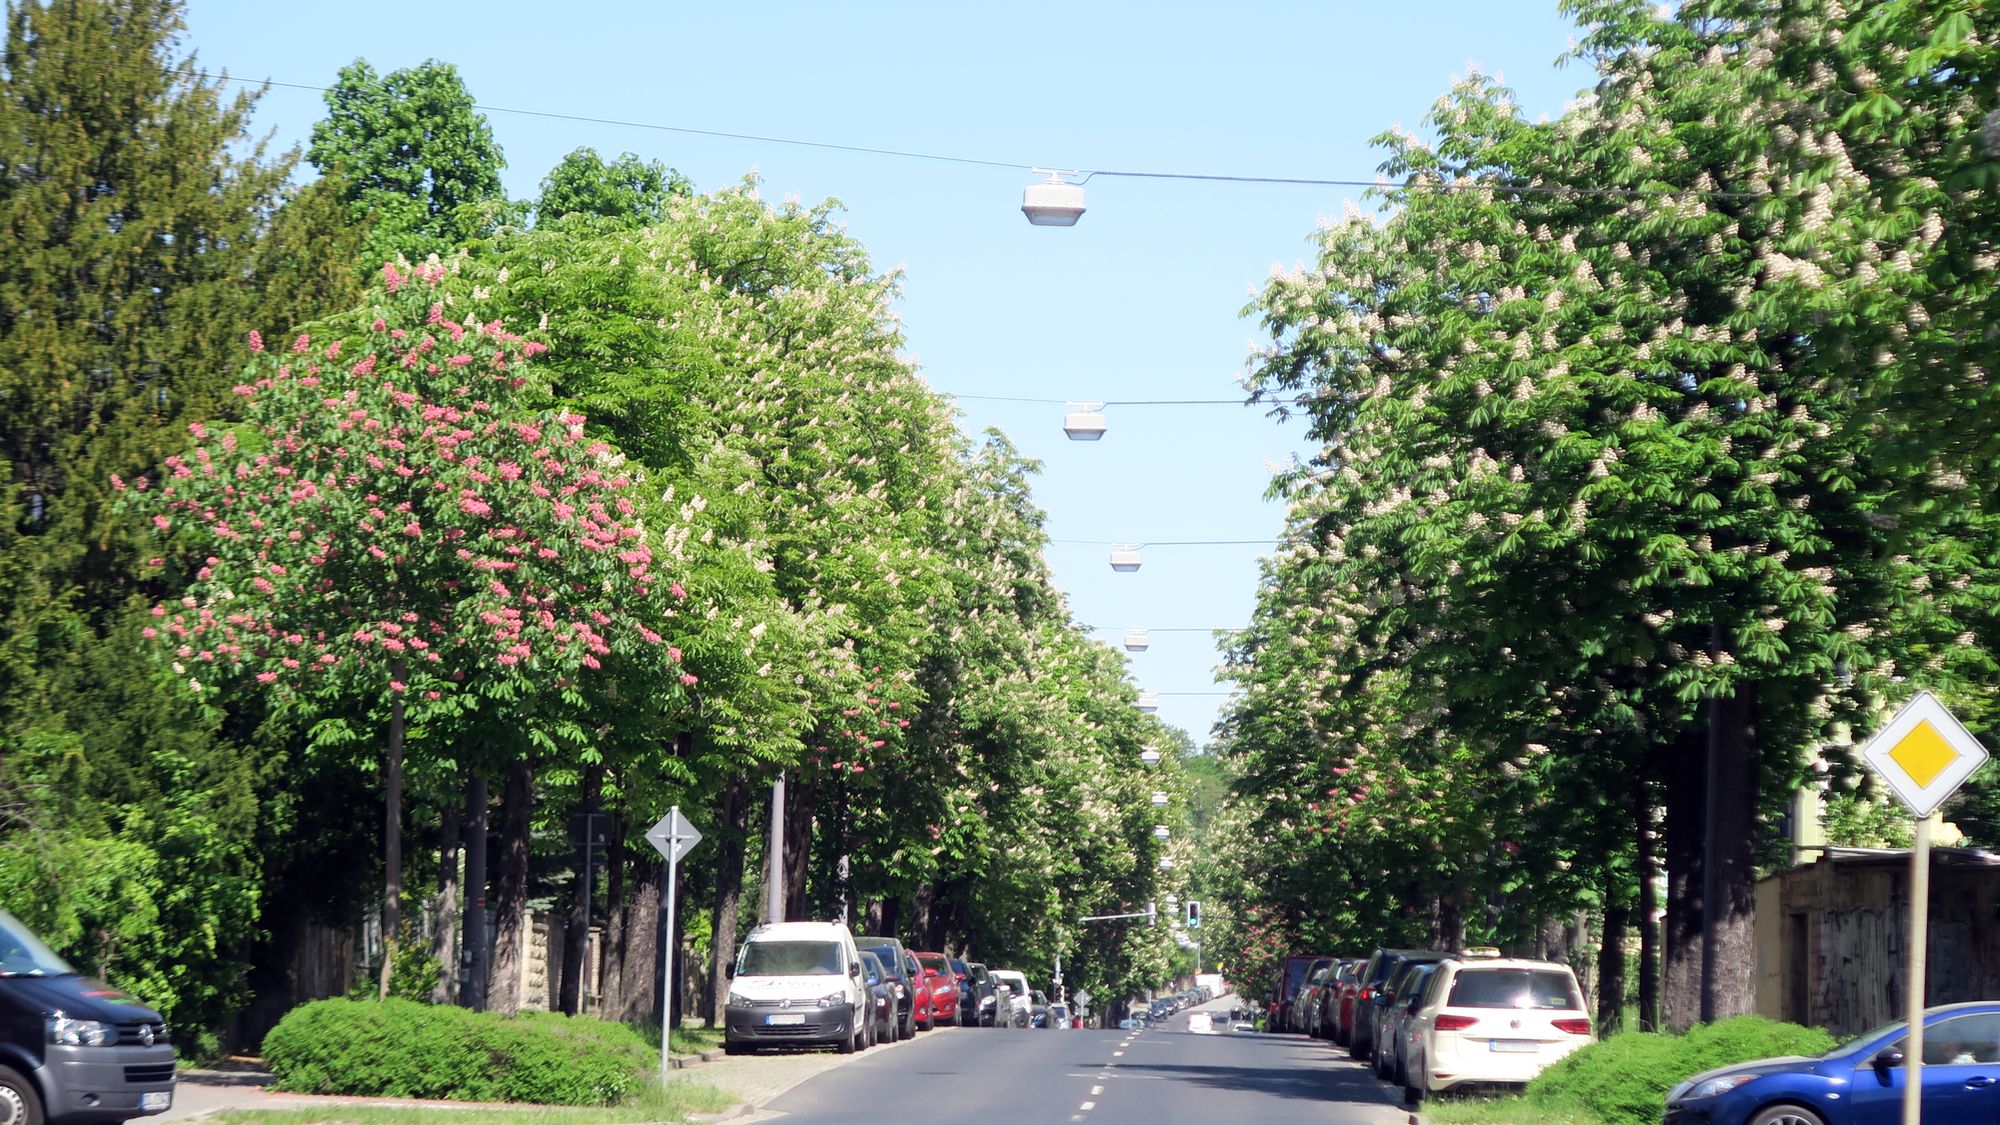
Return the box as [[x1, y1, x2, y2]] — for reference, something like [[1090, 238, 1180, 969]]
[[723, 921, 872, 1054]]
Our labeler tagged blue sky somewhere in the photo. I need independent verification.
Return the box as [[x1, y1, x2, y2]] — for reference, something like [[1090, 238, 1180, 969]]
[[182, 0, 1592, 748]]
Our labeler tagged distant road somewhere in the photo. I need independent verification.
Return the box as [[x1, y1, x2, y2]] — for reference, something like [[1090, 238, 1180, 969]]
[[747, 997, 1406, 1124]]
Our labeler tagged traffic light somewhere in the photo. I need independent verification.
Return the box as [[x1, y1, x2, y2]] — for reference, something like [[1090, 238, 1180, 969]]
[[1186, 901, 1201, 928]]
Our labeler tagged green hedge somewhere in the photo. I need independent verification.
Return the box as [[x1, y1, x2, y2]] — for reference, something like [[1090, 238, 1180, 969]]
[[262, 999, 653, 1105], [1524, 1015, 1837, 1125]]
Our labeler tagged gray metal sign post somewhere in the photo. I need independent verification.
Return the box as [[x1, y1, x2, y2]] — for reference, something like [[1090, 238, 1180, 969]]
[[1858, 691, 1989, 1125], [646, 807, 703, 1088]]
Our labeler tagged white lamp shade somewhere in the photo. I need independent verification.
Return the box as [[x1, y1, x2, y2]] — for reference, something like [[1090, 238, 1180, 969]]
[[1159, 856, 1175, 870], [1153, 825, 1170, 839], [1123, 628, 1150, 652], [1139, 748, 1162, 765], [1137, 691, 1159, 713], [1109, 547, 1142, 573], [1063, 409, 1107, 440], [1150, 790, 1169, 806], [1022, 180, 1086, 226]]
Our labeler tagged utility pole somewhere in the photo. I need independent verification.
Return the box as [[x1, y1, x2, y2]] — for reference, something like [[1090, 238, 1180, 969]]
[[765, 772, 785, 924]]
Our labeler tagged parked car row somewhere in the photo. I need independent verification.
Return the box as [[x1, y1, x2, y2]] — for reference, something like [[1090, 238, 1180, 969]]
[[1120, 985, 1215, 1028], [1273, 945, 1594, 1104], [724, 921, 1049, 1054]]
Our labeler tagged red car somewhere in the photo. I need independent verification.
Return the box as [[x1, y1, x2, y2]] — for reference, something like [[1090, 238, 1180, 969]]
[[912, 951, 961, 1027]]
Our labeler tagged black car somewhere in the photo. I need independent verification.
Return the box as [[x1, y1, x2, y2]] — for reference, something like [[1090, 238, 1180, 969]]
[[857, 950, 899, 1046], [959, 961, 1004, 1027], [0, 907, 177, 1125], [855, 935, 919, 1038], [1356, 949, 1451, 1064], [950, 959, 986, 1026]]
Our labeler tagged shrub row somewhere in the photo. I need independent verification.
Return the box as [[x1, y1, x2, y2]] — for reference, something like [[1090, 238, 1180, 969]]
[[261, 998, 653, 1105], [1524, 1015, 1837, 1125]]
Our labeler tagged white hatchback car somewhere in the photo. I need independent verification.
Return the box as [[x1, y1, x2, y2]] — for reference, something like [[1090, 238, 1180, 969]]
[[1399, 956, 1592, 1104]]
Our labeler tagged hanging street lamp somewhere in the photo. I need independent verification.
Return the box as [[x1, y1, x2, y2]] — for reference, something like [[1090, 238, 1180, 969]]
[[1123, 628, 1150, 652], [1021, 169, 1086, 226], [1063, 402, 1107, 440], [1109, 545, 1142, 573]]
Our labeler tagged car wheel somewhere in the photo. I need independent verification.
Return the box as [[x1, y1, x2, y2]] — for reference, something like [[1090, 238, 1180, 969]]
[[0, 1065, 44, 1125], [838, 1027, 857, 1054], [1747, 1108, 1826, 1125], [901, 1010, 916, 1039]]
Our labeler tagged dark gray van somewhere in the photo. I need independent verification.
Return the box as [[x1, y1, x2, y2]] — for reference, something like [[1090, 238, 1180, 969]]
[[0, 907, 175, 1125]]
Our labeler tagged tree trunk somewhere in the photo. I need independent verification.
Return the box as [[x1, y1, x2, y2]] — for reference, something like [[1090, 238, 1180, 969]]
[[1662, 722, 1707, 1032], [559, 765, 604, 1015], [1703, 682, 1760, 1023], [461, 771, 490, 1010], [783, 772, 816, 922], [709, 776, 749, 1025], [596, 804, 628, 1016], [1637, 795, 1661, 1032], [378, 665, 407, 998], [1597, 895, 1628, 1034], [488, 757, 535, 1015], [430, 795, 460, 1004], [606, 853, 661, 1022]]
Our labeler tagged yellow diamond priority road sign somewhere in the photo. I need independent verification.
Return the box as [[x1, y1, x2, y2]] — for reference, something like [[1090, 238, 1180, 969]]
[[1859, 691, 1989, 818]]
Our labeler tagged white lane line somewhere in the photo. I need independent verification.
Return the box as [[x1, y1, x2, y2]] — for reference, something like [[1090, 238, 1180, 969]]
[[1079, 1101, 1096, 1111], [1112, 1050, 1124, 1057], [1090, 1085, 1104, 1096]]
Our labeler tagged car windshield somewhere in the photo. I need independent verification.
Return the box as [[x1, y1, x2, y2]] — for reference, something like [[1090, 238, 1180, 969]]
[[0, 909, 72, 978], [1822, 1018, 1911, 1060], [919, 954, 949, 974], [1286, 960, 1313, 993], [860, 944, 903, 974], [739, 940, 845, 976], [1446, 968, 1582, 1010]]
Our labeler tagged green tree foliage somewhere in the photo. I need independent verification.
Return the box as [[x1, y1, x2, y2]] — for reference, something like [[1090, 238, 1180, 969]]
[[1212, 0, 2000, 1024], [0, 0, 359, 1039], [307, 60, 515, 268], [535, 148, 689, 227], [459, 183, 1184, 998]]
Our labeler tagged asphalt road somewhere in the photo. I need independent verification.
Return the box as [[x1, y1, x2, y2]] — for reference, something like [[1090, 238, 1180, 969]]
[[746, 999, 1408, 1124]]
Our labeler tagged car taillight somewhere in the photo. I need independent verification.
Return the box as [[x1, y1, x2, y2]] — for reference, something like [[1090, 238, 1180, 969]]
[[1553, 1018, 1592, 1035], [1434, 1014, 1478, 1032], [1358, 988, 1373, 1001]]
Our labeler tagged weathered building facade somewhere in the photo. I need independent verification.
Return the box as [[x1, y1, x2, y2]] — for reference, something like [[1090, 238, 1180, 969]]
[[1755, 847, 2000, 1036]]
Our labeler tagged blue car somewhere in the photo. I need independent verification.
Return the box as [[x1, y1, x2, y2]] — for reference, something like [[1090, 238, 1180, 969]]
[[1662, 1002, 2000, 1125]]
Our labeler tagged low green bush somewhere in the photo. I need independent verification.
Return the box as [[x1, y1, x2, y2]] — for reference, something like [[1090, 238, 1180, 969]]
[[262, 998, 652, 1105], [1523, 1015, 1837, 1125]]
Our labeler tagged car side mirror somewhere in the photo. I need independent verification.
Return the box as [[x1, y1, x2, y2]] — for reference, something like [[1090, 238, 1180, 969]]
[[1874, 1047, 1905, 1070], [850, 961, 861, 977], [725, 963, 735, 978]]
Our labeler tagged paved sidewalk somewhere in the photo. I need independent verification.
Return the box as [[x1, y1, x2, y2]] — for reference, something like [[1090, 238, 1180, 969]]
[[161, 1030, 954, 1122]]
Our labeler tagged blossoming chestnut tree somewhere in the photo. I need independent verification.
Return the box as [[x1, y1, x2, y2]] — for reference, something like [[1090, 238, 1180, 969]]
[[127, 258, 695, 992]]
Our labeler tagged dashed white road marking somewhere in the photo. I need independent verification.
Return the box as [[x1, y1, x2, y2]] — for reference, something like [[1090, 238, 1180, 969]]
[[1079, 1101, 1096, 1111], [1112, 1050, 1124, 1056], [1090, 1084, 1104, 1096]]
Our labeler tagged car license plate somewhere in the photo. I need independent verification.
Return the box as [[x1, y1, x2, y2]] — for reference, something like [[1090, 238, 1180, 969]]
[[1490, 1039, 1539, 1053], [765, 1013, 806, 1025], [141, 1093, 172, 1111]]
